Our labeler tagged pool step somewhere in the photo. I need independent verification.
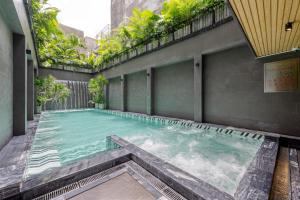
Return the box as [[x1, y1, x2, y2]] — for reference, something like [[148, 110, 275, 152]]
[[24, 148, 61, 179]]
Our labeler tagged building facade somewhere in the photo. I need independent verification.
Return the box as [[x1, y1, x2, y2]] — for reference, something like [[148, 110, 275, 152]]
[[59, 24, 97, 55], [111, 0, 165, 30]]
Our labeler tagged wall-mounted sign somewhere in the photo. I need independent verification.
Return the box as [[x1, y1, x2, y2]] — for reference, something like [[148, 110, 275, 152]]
[[264, 58, 300, 93]]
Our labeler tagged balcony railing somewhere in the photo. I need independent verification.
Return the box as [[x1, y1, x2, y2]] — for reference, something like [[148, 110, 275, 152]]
[[98, 4, 232, 72]]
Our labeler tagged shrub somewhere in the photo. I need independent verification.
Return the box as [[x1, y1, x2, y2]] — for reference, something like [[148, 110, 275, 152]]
[[88, 75, 108, 104], [35, 75, 70, 108]]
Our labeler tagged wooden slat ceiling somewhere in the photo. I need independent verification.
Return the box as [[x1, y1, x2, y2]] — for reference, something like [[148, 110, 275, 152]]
[[229, 0, 300, 57]]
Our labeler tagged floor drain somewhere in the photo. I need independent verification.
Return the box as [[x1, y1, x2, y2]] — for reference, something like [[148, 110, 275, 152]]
[[127, 161, 186, 200], [33, 182, 79, 200]]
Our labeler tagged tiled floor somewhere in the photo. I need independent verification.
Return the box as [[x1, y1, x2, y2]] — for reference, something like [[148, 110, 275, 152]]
[[0, 118, 39, 199], [70, 173, 155, 200]]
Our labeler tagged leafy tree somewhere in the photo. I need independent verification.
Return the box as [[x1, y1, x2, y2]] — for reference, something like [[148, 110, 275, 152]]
[[88, 75, 108, 104], [35, 75, 70, 109], [119, 8, 160, 46], [31, 0, 223, 70], [94, 0, 223, 70], [31, 0, 88, 67], [95, 37, 122, 66], [161, 0, 222, 30]]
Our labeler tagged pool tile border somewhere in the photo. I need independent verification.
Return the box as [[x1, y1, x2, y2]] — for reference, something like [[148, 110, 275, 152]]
[[99, 109, 272, 140]]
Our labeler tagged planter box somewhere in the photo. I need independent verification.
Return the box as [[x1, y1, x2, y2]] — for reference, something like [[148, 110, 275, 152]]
[[95, 103, 105, 109], [36, 106, 42, 114]]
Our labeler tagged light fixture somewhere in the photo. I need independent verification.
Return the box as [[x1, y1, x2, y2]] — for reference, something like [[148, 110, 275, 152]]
[[285, 22, 293, 31]]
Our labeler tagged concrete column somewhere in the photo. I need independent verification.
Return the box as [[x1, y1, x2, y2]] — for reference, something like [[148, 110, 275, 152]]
[[120, 75, 127, 111], [104, 83, 109, 109], [146, 68, 153, 115], [27, 60, 34, 120], [13, 34, 27, 135], [34, 68, 38, 114], [194, 55, 203, 122]]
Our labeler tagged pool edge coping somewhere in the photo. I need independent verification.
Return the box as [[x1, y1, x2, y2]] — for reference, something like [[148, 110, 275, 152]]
[[108, 134, 278, 200]]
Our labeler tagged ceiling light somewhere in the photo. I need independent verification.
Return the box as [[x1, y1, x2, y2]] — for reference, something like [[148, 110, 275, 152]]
[[285, 22, 293, 31]]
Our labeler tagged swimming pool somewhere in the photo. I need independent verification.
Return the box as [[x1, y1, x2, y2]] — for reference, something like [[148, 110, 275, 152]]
[[26, 109, 263, 196]]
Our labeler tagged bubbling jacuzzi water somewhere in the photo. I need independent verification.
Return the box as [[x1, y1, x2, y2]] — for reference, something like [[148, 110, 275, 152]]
[[26, 109, 263, 195]]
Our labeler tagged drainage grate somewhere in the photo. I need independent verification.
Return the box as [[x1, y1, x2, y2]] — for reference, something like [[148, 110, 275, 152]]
[[127, 161, 186, 200], [163, 188, 185, 200], [33, 182, 79, 200], [33, 161, 186, 200], [78, 164, 126, 187]]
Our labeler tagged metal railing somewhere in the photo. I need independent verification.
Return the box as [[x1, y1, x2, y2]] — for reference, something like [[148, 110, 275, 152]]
[[98, 4, 232, 72]]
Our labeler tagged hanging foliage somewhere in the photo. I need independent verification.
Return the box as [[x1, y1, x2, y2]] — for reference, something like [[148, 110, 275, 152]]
[[31, 0, 224, 70], [31, 0, 92, 67], [94, 0, 224, 70]]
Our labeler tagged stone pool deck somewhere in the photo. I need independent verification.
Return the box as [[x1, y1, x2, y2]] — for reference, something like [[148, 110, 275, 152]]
[[0, 116, 39, 199], [0, 111, 300, 200]]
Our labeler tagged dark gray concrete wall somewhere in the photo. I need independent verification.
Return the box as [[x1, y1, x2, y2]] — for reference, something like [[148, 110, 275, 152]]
[[38, 67, 93, 82], [154, 60, 194, 120], [108, 77, 122, 110], [126, 70, 147, 113], [102, 20, 246, 79], [203, 46, 300, 137], [0, 0, 39, 149], [0, 12, 13, 149]]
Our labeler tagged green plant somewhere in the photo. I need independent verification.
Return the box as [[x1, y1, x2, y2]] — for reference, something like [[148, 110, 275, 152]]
[[35, 75, 70, 108], [31, 0, 89, 67], [94, 0, 224, 70], [161, 0, 214, 30], [31, 0, 224, 70], [118, 8, 160, 46], [88, 75, 108, 104]]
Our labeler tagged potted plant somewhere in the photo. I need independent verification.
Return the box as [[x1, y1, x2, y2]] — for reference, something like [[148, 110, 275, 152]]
[[88, 75, 108, 109], [35, 75, 70, 113]]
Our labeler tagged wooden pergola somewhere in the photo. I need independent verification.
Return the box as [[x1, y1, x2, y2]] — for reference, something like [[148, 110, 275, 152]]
[[228, 0, 300, 58]]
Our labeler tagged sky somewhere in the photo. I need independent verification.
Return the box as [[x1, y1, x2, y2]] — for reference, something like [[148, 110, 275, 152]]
[[48, 0, 111, 38]]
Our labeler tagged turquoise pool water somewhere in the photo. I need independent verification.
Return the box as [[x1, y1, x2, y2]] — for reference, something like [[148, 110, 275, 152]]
[[27, 109, 263, 195]]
